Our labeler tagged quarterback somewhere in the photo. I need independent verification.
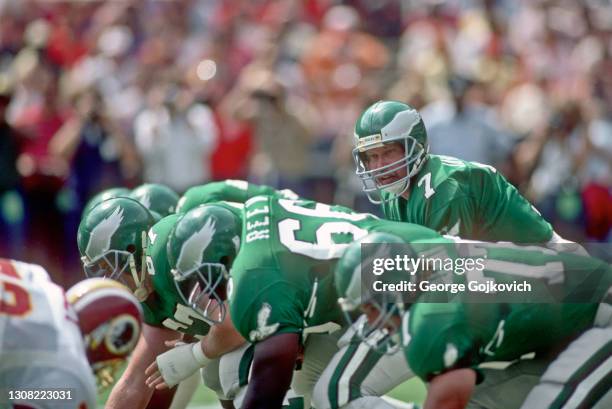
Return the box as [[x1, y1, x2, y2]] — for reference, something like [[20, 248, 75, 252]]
[[0, 258, 143, 409], [352, 100, 568, 244]]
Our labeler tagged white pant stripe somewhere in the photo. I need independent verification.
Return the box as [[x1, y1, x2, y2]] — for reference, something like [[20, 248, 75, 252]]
[[562, 353, 612, 409], [520, 328, 612, 409], [338, 342, 371, 406]]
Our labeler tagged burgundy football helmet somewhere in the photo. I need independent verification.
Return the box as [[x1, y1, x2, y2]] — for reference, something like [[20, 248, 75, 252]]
[[66, 278, 143, 388]]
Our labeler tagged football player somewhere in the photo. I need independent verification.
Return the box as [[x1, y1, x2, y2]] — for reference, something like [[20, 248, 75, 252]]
[[142, 181, 312, 409], [176, 179, 298, 213], [352, 100, 569, 244], [77, 197, 228, 409], [334, 233, 612, 409], [129, 183, 180, 217], [77, 181, 294, 409], [315, 100, 585, 409], [163, 194, 442, 409], [0, 259, 142, 409], [83, 183, 179, 221], [144, 203, 262, 408], [82, 187, 131, 216]]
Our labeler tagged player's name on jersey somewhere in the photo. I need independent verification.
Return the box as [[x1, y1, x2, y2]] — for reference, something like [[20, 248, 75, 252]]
[[371, 279, 532, 295]]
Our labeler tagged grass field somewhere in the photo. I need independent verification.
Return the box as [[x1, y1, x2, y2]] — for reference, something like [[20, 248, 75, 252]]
[[98, 362, 427, 408], [183, 377, 426, 408]]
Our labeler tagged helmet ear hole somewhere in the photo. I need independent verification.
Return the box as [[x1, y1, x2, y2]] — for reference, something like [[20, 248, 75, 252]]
[[126, 244, 136, 253]]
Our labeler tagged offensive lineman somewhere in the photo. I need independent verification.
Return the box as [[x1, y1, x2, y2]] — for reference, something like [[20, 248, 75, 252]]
[[82, 183, 179, 219], [163, 194, 441, 409], [77, 197, 224, 409], [334, 233, 612, 409], [78, 184, 289, 409]]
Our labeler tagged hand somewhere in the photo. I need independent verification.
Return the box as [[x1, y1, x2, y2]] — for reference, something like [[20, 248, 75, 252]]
[[144, 359, 170, 390], [164, 338, 184, 348], [143, 339, 189, 390], [144, 341, 210, 389]]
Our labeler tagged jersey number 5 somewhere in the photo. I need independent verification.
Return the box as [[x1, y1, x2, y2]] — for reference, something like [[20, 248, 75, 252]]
[[0, 260, 32, 317]]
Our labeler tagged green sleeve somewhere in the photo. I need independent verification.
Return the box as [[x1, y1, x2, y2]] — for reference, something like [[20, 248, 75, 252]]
[[143, 214, 180, 327], [230, 271, 304, 343], [144, 214, 211, 335], [370, 219, 441, 242], [406, 303, 481, 381], [176, 180, 296, 213], [142, 302, 164, 327], [476, 169, 553, 243]]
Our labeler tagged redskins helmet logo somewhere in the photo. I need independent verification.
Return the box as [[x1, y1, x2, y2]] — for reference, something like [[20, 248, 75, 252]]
[[105, 314, 140, 355]]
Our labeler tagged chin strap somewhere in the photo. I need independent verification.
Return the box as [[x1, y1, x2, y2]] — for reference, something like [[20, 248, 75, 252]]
[[130, 231, 151, 302]]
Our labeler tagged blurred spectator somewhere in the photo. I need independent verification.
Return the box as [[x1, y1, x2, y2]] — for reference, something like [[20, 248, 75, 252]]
[[134, 83, 218, 193], [515, 96, 611, 241], [515, 102, 589, 237], [49, 87, 140, 209], [222, 68, 314, 194], [0, 88, 25, 259], [421, 74, 514, 170], [0, 0, 610, 282], [581, 105, 612, 241], [210, 110, 254, 181], [0, 91, 20, 199], [301, 5, 390, 136], [9, 68, 72, 285]]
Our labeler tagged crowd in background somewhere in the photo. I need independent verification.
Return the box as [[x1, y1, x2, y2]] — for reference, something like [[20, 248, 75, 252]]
[[0, 0, 610, 286]]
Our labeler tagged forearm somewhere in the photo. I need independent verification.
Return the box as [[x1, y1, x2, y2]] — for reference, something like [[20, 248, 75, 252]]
[[108, 324, 177, 408], [241, 365, 291, 409], [107, 352, 177, 409], [203, 334, 246, 359], [106, 372, 155, 409], [203, 310, 247, 358], [48, 117, 84, 160], [424, 395, 467, 409], [241, 333, 300, 409]]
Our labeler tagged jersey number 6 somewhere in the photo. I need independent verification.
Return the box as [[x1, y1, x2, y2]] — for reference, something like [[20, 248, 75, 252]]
[[277, 200, 370, 260]]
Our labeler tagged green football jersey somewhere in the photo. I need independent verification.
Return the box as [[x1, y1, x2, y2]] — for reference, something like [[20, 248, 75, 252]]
[[380, 155, 553, 242], [229, 195, 440, 343], [402, 242, 611, 381], [142, 213, 212, 336], [176, 180, 298, 213]]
